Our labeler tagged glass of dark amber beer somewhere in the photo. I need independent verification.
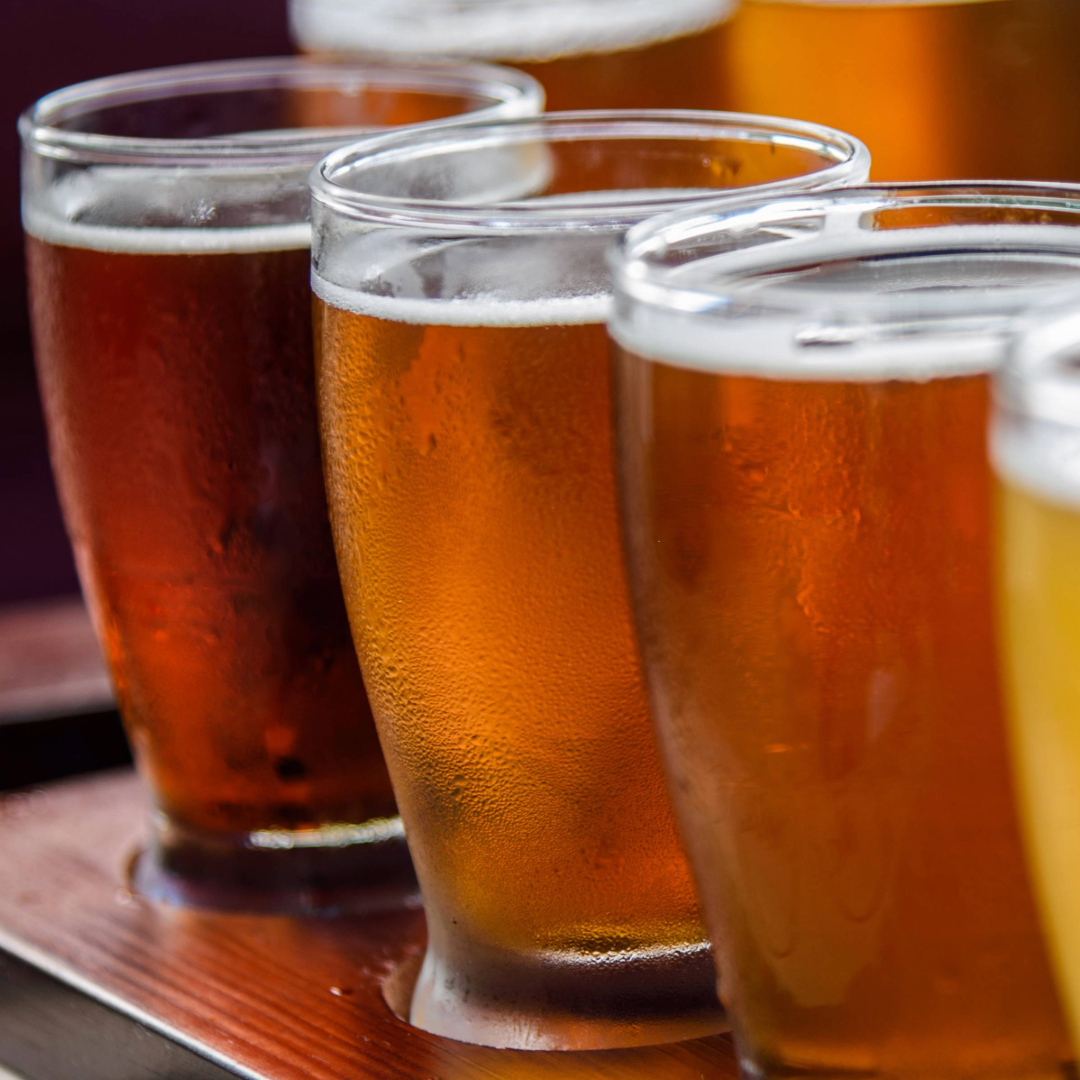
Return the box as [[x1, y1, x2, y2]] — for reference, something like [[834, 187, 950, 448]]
[[609, 183, 1080, 1080], [290, 0, 736, 112], [20, 57, 542, 913], [310, 111, 868, 1048]]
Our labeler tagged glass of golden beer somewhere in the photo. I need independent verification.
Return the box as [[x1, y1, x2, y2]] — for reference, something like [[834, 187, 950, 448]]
[[20, 57, 542, 913], [996, 311, 1080, 1056], [310, 110, 868, 1049], [724, 0, 1080, 182], [609, 184, 1080, 1079], [290, 0, 736, 111]]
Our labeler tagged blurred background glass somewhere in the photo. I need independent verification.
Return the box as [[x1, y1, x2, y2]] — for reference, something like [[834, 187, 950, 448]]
[[288, 0, 1080, 181], [723, 0, 1080, 181], [289, 0, 736, 110]]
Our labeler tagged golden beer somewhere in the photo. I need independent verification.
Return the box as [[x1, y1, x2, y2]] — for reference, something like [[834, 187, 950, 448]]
[[611, 187, 1080, 1079], [311, 112, 868, 1048], [291, 0, 736, 110], [725, 0, 1080, 181], [996, 323, 1080, 1053], [317, 299, 715, 1044]]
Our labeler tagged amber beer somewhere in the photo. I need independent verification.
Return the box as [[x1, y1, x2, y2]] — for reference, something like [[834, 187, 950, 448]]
[[20, 59, 541, 911], [290, 0, 736, 111], [726, 0, 1080, 181], [611, 188, 1080, 1079], [25, 229, 398, 871], [316, 296, 715, 1042], [311, 112, 868, 1048]]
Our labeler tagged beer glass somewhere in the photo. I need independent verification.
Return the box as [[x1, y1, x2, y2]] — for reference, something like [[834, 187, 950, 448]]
[[996, 311, 1080, 1055], [610, 184, 1080, 1079], [290, 0, 736, 111], [725, 0, 1080, 182], [311, 110, 868, 1049], [20, 57, 542, 913]]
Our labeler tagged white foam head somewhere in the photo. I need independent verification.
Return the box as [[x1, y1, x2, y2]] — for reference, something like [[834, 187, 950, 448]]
[[22, 166, 311, 254], [991, 309, 1080, 509], [609, 307, 1004, 382], [311, 271, 608, 327], [310, 205, 619, 326], [24, 209, 310, 255], [611, 222, 1080, 383], [992, 421, 1080, 511], [291, 0, 733, 62]]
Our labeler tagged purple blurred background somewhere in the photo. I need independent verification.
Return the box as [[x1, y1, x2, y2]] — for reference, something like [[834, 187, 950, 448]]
[[0, 0, 292, 605]]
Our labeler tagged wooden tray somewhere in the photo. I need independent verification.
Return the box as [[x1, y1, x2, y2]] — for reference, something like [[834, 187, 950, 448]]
[[0, 770, 738, 1079]]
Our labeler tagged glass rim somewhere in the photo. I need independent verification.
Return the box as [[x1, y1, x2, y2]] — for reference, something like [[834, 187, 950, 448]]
[[611, 181, 1080, 321], [308, 109, 870, 231], [18, 56, 543, 168]]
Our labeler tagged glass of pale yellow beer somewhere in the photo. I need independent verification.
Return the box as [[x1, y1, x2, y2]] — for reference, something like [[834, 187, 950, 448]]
[[20, 57, 542, 913], [996, 311, 1080, 1057], [309, 111, 868, 1049], [290, 0, 736, 111], [609, 183, 1080, 1079], [724, 0, 1080, 181]]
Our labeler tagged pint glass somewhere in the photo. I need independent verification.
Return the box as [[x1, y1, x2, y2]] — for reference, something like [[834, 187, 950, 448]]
[[725, 0, 1080, 182], [610, 185, 1080, 1079], [20, 58, 541, 912], [290, 0, 736, 111], [996, 312, 1080, 1055], [311, 111, 868, 1049]]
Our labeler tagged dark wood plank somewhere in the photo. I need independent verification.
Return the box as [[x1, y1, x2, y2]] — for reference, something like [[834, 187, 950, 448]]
[[0, 600, 113, 723], [0, 771, 739, 1079], [0, 949, 237, 1080]]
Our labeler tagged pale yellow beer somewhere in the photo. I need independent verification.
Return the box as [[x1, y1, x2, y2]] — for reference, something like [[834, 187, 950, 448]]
[[996, 325, 1080, 1053]]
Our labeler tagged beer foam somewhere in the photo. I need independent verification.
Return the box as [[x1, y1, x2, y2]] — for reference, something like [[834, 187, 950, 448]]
[[23, 166, 311, 254], [992, 422, 1080, 511], [291, 0, 733, 61], [23, 205, 311, 255], [311, 271, 609, 327], [612, 226, 1080, 382], [609, 306, 1005, 382]]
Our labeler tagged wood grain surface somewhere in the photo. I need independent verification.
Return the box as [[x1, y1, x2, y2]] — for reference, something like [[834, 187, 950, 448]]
[[0, 771, 739, 1079], [0, 600, 112, 723]]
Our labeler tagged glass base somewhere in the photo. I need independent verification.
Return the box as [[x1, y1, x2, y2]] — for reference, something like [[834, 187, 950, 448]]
[[385, 936, 728, 1050], [129, 811, 418, 915]]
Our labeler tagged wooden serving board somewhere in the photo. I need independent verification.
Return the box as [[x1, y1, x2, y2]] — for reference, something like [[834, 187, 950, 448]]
[[0, 770, 738, 1080]]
